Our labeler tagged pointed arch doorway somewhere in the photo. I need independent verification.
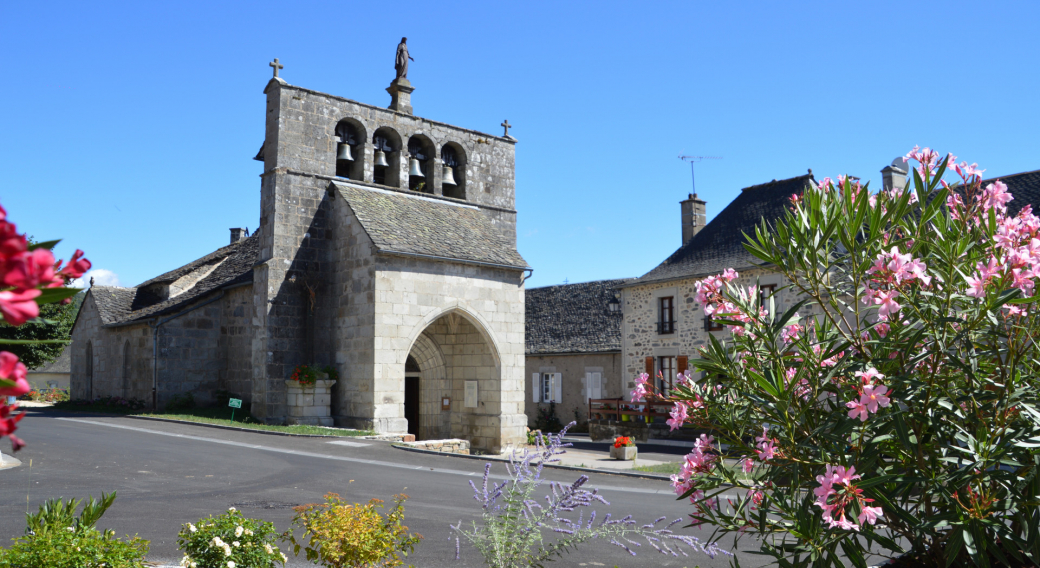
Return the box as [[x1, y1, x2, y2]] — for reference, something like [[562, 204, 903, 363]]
[[404, 356, 421, 436]]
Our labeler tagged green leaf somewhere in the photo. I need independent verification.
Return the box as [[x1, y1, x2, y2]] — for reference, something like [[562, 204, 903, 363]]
[[35, 287, 81, 305], [27, 239, 61, 251]]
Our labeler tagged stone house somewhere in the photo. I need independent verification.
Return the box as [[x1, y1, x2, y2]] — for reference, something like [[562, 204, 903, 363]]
[[70, 60, 529, 452], [27, 346, 71, 391], [524, 278, 632, 428]]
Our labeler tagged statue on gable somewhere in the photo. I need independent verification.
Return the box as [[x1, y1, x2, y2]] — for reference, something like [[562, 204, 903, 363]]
[[395, 37, 414, 80]]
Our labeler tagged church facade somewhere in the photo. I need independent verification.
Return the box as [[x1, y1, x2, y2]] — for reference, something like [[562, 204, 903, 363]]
[[69, 57, 529, 452]]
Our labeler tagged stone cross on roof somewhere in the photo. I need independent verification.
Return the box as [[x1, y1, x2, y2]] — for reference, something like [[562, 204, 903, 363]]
[[269, 58, 284, 78], [500, 120, 512, 136]]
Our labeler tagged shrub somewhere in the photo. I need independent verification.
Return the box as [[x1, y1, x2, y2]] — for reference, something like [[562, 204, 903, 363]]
[[450, 423, 727, 568], [19, 387, 69, 403], [290, 365, 319, 386], [653, 150, 1040, 566], [0, 491, 149, 568], [284, 492, 421, 568], [165, 392, 196, 412], [177, 507, 286, 568], [534, 401, 563, 433], [53, 396, 148, 412]]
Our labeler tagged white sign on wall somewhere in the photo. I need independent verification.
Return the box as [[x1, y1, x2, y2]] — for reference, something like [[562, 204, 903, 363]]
[[464, 381, 478, 408]]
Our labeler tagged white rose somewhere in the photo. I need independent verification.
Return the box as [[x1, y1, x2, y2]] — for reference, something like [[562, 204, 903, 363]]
[[227, 563, 236, 568], [66, 527, 74, 532], [233, 541, 240, 547], [228, 507, 236, 512], [280, 552, 288, 562], [244, 529, 253, 536], [264, 543, 274, 554], [235, 525, 244, 537], [189, 523, 197, 533], [180, 556, 191, 567], [224, 545, 232, 556]]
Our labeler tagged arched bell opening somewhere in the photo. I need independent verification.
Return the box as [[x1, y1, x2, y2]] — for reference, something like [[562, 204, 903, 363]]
[[334, 119, 366, 181], [407, 135, 435, 193], [441, 142, 467, 200], [372, 127, 402, 187]]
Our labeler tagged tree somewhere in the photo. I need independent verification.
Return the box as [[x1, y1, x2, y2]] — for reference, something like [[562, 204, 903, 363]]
[[0, 292, 81, 370]]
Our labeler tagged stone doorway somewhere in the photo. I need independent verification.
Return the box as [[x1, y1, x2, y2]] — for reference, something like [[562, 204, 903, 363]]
[[404, 311, 501, 447], [404, 356, 421, 436]]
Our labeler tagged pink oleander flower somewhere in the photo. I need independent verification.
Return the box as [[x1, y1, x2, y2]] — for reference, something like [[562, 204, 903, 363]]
[[875, 322, 890, 338], [0, 352, 29, 398], [854, 367, 884, 384], [966, 274, 987, 298], [982, 180, 1013, 213], [875, 289, 901, 318], [721, 268, 738, 282], [781, 321, 802, 343], [846, 399, 869, 422], [630, 372, 650, 402], [814, 464, 873, 531], [676, 369, 693, 388], [2, 248, 57, 290], [666, 401, 688, 431], [755, 427, 777, 461], [861, 384, 891, 413], [858, 505, 883, 526], [742, 458, 755, 473], [0, 289, 41, 326]]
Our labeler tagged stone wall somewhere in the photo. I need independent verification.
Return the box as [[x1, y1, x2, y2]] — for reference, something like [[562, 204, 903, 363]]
[[218, 285, 254, 403], [620, 267, 789, 393], [524, 352, 622, 427], [398, 438, 470, 454], [70, 295, 154, 402]]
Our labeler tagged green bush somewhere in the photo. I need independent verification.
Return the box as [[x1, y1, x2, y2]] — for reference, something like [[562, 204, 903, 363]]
[[0, 491, 148, 568], [283, 492, 421, 568], [178, 507, 286, 568]]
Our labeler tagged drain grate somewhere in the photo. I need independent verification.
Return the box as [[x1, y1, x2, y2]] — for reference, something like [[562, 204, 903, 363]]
[[231, 500, 300, 510]]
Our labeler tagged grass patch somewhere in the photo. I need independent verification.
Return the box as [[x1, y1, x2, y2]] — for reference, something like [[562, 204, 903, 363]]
[[136, 412, 374, 437], [633, 462, 682, 475], [47, 401, 374, 437]]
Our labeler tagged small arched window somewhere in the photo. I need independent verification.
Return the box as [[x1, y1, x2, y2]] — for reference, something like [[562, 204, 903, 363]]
[[85, 341, 94, 401], [122, 340, 131, 398], [441, 143, 467, 199]]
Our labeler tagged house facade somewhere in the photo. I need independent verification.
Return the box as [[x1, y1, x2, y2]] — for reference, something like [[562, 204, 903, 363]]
[[524, 278, 632, 427], [70, 55, 529, 452]]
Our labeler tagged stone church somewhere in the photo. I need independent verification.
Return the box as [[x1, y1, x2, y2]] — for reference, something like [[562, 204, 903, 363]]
[[70, 47, 529, 451]]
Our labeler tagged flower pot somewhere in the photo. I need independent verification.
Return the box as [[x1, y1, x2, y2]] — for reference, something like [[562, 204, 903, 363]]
[[285, 378, 336, 426], [610, 445, 637, 460]]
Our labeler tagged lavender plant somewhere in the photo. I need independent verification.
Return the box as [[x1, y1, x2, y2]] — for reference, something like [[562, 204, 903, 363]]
[[449, 423, 727, 568]]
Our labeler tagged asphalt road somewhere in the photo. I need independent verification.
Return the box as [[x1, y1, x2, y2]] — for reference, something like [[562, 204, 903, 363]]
[[0, 410, 771, 567]]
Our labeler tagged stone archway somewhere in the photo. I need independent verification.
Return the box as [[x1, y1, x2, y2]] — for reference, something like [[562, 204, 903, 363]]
[[405, 311, 500, 446]]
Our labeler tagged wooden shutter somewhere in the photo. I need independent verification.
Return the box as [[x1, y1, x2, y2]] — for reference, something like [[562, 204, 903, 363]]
[[592, 372, 602, 399], [532, 373, 540, 403], [677, 356, 688, 375], [553, 373, 563, 403], [583, 372, 591, 402], [644, 356, 654, 376]]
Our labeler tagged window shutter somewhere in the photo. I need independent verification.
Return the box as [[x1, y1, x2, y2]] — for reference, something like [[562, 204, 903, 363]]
[[554, 373, 563, 403], [592, 372, 602, 399], [532, 373, 540, 403], [704, 316, 713, 331], [583, 372, 591, 402], [644, 356, 654, 376], [677, 356, 688, 376]]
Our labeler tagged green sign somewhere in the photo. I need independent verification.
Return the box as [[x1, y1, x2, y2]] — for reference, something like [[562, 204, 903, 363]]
[[228, 398, 243, 409]]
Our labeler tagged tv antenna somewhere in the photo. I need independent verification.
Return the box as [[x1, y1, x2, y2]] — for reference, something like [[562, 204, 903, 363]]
[[678, 155, 723, 194]]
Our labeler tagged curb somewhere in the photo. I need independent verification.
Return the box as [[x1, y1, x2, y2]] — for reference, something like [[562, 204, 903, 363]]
[[124, 415, 374, 439], [0, 453, 22, 471], [391, 444, 673, 482]]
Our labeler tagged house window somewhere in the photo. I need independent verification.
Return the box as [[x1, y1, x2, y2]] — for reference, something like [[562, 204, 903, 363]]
[[533, 372, 562, 403], [759, 284, 777, 316], [704, 315, 724, 332], [657, 296, 675, 334], [658, 356, 675, 395]]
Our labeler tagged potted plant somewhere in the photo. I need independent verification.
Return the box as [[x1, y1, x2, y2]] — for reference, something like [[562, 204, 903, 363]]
[[609, 436, 636, 460], [285, 364, 336, 426]]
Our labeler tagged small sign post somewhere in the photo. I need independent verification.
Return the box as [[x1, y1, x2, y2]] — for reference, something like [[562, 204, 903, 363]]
[[228, 398, 243, 423]]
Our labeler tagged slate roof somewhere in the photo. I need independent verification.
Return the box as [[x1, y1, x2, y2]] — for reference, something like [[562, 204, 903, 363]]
[[30, 345, 70, 374], [332, 181, 529, 270], [994, 169, 1040, 216], [87, 235, 259, 326], [631, 174, 814, 286], [526, 278, 634, 355]]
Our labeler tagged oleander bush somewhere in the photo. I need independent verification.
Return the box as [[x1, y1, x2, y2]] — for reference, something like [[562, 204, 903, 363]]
[[177, 507, 285, 568], [649, 149, 1040, 566]]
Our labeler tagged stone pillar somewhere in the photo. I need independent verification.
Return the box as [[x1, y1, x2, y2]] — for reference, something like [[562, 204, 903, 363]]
[[387, 78, 414, 115]]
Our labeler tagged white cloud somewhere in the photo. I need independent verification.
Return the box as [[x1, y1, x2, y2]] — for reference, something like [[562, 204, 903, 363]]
[[72, 268, 122, 289]]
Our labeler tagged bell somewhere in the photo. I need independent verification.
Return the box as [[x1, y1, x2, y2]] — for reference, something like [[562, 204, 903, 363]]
[[409, 158, 425, 177], [374, 150, 389, 168], [442, 165, 457, 185], [336, 143, 353, 161]]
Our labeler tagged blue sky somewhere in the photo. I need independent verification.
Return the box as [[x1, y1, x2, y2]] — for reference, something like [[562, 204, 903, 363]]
[[2, 1, 1038, 289]]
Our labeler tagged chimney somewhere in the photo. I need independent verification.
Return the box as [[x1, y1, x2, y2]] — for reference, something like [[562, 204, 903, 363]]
[[230, 228, 246, 244], [680, 193, 707, 246], [881, 158, 909, 192]]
